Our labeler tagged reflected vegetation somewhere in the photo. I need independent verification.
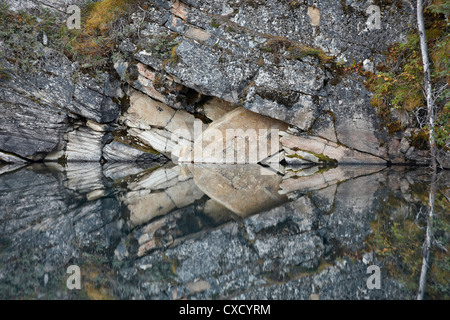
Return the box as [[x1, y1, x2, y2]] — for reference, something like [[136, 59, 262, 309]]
[[0, 162, 448, 299]]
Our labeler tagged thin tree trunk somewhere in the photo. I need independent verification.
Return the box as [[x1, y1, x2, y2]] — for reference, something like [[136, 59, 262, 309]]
[[416, 0, 437, 300], [417, 0, 437, 168], [417, 166, 436, 300], [417, 232, 430, 300]]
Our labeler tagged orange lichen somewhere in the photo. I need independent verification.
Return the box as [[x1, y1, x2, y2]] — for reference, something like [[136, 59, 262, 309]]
[[84, 0, 133, 35]]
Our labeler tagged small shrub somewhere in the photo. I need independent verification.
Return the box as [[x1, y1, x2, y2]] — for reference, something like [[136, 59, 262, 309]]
[[0, 67, 10, 80], [211, 18, 220, 28], [365, 1, 449, 145]]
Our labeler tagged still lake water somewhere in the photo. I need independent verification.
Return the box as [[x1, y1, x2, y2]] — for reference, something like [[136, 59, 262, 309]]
[[0, 162, 448, 299]]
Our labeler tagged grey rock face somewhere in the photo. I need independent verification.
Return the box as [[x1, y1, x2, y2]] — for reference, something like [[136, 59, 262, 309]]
[[324, 77, 388, 158], [0, 0, 430, 164], [103, 140, 161, 162], [71, 85, 121, 124], [165, 39, 258, 103], [65, 127, 105, 162], [0, 49, 124, 161], [111, 0, 419, 164], [0, 88, 67, 160], [0, 151, 28, 164], [280, 131, 386, 166], [4, 0, 90, 14]]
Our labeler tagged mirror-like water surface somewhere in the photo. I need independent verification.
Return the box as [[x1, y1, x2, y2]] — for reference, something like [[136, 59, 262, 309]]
[[0, 163, 448, 299]]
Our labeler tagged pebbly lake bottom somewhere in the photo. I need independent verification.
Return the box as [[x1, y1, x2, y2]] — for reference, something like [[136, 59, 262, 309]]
[[0, 162, 448, 300]]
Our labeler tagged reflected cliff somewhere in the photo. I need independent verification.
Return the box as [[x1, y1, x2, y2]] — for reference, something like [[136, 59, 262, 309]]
[[0, 162, 448, 299]]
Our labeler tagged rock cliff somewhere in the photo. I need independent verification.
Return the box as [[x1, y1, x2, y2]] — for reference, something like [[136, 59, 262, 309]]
[[1, 0, 445, 167]]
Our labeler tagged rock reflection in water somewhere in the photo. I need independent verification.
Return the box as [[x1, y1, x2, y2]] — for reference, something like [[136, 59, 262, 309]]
[[0, 162, 448, 300], [190, 164, 288, 218], [120, 165, 204, 228]]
